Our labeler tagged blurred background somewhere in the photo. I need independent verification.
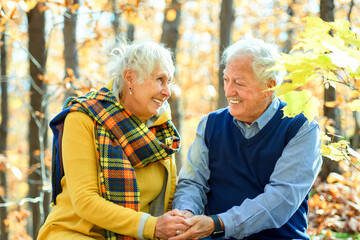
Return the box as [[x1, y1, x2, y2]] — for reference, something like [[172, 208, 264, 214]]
[[0, 0, 359, 239]]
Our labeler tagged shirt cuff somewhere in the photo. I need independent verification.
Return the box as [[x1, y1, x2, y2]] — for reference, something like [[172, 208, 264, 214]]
[[218, 211, 236, 239], [142, 215, 157, 239]]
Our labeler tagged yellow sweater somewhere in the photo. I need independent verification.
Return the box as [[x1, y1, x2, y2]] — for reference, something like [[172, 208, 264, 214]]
[[37, 90, 177, 240]]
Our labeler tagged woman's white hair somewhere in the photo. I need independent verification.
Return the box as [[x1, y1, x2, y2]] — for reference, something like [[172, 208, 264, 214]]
[[221, 38, 283, 86], [107, 39, 175, 98]]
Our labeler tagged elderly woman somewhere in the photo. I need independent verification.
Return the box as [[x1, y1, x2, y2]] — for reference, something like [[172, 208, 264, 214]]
[[37, 40, 189, 240]]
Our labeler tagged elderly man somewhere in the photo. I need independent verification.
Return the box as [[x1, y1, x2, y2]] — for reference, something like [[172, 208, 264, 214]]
[[171, 39, 322, 240]]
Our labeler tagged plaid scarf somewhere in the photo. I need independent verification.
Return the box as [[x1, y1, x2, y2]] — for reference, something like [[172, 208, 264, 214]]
[[50, 87, 181, 240]]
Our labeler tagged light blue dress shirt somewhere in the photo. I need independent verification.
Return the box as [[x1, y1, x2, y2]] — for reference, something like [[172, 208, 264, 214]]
[[173, 97, 322, 239]]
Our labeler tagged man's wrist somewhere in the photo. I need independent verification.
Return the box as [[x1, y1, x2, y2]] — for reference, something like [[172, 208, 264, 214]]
[[183, 209, 194, 215], [209, 215, 224, 239]]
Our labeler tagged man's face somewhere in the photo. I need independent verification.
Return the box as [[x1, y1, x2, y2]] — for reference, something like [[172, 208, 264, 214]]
[[223, 57, 274, 124]]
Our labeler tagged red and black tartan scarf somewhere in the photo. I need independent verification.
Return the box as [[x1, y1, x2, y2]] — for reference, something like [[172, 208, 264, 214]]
[[50, 87, 181, 240]]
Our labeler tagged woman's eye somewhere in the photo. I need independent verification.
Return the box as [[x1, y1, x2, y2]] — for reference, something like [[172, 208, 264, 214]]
[[167, 80, 175, 86]]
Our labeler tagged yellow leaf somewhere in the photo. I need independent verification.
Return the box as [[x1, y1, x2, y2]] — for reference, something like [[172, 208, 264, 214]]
[[349, 99, 360, 111], [326, 172, 344, 184], [268, 83, 300, 96], [71, 3, 80, 13], [329, 19, 351, 39], [324, 101, 339, 108], [321, 144, 344, 161], [325, 124, 336, 134], [9, 6, 16, 19], [166, 9, 177, 22], [324, 42, 360, 73], [281, 90, 319, 122], [320, 131, 331, 142], [302, 96, 320, 123], [66, 68, 74, 77], [20, 0, 38, 12], [347, 37, 360, 48], [321, 144, 332, 156], [300, 17, 332, 40], [350, 90, 360, 99], [323, 70, 338, 82]]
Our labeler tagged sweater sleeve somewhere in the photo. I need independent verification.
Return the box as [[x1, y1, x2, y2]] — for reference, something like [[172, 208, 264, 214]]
[[62, 111, 157, 239], [167, 156, 177, 212]]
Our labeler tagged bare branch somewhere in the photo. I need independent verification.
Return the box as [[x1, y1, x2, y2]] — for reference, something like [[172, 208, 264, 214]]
[[341, 148, 360, 171]]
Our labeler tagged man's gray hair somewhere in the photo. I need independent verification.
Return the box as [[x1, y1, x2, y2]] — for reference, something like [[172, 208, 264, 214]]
[[107, 40, 175, 98], [221, 38, 283, 86]]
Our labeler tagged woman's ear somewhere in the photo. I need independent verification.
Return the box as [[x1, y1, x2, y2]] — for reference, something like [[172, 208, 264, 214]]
[[124, 68, 135, 87]]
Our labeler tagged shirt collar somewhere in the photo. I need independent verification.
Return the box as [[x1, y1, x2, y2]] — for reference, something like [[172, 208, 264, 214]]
[[233, 97, 280, 131]]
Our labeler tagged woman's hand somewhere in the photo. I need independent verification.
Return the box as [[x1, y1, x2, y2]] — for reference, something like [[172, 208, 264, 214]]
[[154, 209, 190, 239], [168, 215, 214, 240]]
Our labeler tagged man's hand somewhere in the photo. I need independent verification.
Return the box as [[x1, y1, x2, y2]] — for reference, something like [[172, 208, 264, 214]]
[[169, 215, 214, 240], [179, 210, 194, 219], [154, 209, 190, 239]]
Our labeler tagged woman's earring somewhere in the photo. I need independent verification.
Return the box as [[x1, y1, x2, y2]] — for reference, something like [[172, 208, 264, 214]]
[[129, 88, 133, 95]]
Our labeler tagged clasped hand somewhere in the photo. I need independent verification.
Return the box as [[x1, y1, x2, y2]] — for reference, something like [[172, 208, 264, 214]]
[[154, 210, 215, 240]]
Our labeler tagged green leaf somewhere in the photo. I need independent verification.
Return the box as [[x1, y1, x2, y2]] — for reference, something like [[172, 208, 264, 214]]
[[280, 90, 319, 122]]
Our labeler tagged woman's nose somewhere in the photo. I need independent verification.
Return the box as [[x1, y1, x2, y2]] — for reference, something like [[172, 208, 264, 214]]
[[162, 82, 171, 98]]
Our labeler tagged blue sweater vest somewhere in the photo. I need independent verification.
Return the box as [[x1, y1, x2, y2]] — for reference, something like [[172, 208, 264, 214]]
[[204, 101, 309, 240]]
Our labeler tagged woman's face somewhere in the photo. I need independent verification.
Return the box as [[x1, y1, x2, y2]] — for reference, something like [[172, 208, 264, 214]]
[[123, 67, 172, 121]]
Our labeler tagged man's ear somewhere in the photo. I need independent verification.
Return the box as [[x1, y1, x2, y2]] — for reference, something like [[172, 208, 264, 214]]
[[268, 79, 276, 88], [124, 68, 135, 87], [266, 79, 277, 97]]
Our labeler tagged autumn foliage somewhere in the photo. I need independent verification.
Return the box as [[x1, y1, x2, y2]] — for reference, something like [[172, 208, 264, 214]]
[[0, 0, 360, 239], [308, 161, 360, 238]]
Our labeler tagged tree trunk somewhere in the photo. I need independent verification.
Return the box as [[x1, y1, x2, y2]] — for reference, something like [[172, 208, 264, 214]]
[[217, 0, 234, 109], [112, 0, 120, 40], [161, 0, 183, 173], [127, 23, 135, 42], [64, 0, 79, 100], [351, 112, 359, 150], [27, 4, 47, 238], [283, 0, 295, 54], [319, 0, 341, 180], [0, 26, 8, 240]]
